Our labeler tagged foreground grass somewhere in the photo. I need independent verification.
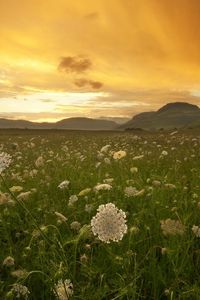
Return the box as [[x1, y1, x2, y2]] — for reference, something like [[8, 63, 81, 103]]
[[1, 129, 200, 299]]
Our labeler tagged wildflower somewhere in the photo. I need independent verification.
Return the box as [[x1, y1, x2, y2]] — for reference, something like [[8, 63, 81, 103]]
[[94, 183, 112, 191], [10, 186, 23, 193], [161, 247, 167, 255], [80, 253, 88, 263], [132, 155, 144, 161], [85, 204, 93, 213], [130, 167, 138, 174], [124, 186, 145, 197], [35, 156, 44, 168], [130, 226, 139, 234], [103, 178, 114, 184], [124, 186, 138, 197], [17, 191, 32, 201], [58, 180, 70, 189], [161, 150, 168, 156], [91, 203, 127, 243], [70, 221, 81, 231], [100, 145, 111, 153], [3, 256, 15, 267], [95, 162, 101, 168], [164, 183, 176, 189], [0, 192, 11, 205], [134, 189, 145, 197], [0, 152, 12, 174], [160, 219, 185, 236], [78, 188, 91, 196], [11, 283, 30, 299], [104, 157, 111, 164], [55, 279, 73, 300], [55, 212, 67, 223], [192, 225, 200, 237], [11, 269, 28, 278], [113, 150, 127, 160], [68, 195, 78, 207], [152, 180, 161, 187]]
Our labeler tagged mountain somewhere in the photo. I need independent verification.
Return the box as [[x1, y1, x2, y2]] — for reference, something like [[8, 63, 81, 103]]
[[54, 117, 117, 130], [120, 102, 200, 130], [0, 117, 117, 130]]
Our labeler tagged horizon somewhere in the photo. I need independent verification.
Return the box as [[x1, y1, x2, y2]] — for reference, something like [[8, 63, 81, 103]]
[[1, 0, 200, 122]]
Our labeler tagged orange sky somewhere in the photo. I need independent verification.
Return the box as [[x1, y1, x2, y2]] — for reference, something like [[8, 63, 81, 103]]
[[1, 0, 200, 122]]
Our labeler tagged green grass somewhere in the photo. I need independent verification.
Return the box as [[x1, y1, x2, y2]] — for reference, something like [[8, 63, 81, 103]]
[[1, 129, 200, 299]]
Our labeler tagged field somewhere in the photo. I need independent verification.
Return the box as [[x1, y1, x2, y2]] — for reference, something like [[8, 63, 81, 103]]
[[1, 129, 200, 300]]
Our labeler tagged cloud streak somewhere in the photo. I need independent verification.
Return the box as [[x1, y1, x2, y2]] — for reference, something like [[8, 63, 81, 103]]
[[74, 78, 103, 89]]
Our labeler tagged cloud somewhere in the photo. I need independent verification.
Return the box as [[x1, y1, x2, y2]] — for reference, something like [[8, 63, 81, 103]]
[[58, 56, 92, 73], [74, 78, 103, 89]]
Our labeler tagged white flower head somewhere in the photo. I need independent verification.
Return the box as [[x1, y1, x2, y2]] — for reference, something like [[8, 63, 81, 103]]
[[55, 279, 73, 300], [11, 283, 30, 299], [160, 218, 185, 236], [91, 203, 127, 243], [94, 183, 112, 192], [58, 180, 70, 189], [192, 225, 200, 237], [0, 152, 12, 174], [113, 150, 127, 160]]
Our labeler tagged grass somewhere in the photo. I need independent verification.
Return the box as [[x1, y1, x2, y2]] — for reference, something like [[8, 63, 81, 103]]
[[1, 129, 200, 299]]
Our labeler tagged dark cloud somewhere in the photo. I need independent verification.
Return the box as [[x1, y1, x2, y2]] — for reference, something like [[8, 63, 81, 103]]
[[74, 78, 103, 89], [58, 56, 92, 73]]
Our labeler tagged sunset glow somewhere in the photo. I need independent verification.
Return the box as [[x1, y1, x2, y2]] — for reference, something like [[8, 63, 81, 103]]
[[1, 0, 200, 121]]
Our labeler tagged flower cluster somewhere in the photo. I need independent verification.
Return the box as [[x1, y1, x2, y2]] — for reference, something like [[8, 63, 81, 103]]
[[113, 150, 127, 160], [192, 225, 200, 237], [0, 152, 12, 174], [58, 180, 70, 189], [160, 218, 185, 236], [55, 279, 73, 300], [91, 203, 127, 243], [11, 283, 30, 299]]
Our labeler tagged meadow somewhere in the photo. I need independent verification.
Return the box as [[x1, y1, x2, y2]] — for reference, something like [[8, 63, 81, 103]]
[[1, 129, 200, 300]]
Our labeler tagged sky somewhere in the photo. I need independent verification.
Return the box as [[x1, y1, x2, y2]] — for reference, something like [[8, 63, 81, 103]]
[[1, 0, 200, 122]]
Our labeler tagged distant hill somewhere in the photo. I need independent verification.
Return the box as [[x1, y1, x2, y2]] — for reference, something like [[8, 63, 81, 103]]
[[120, 102, 200, 130], [54, 117, 117, 130], [0, 117, 117, 130]]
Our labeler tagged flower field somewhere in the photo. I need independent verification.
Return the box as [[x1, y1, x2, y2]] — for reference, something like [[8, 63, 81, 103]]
[[1, 129, 200, 299]]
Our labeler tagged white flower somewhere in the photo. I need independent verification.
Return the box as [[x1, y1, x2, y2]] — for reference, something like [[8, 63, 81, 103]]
[[94, 183, 112, 191], [68, 195, 78, 207], [130, 167, 138, 174], [161, 150, 168, 156], [17, 191, 32, 201], [91, 203, 127, 243], [124, 186, 138, 197], [35, 156, 44, 168], [55, 212, 67, 222], [160, 219, 185, 236], [2, 256, 15, 267], [11, 283, 30, 299], [132, 155, 144, 161], [164, 183, 176, 189], [113, 150, 127, 160], [100, 145, 111, 153], [70, 221, 81, 231], [0, 152, 12, 174], [55, 279, 73, 300], [58, 180, 70, 189], [192, 225, 200, 237]]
